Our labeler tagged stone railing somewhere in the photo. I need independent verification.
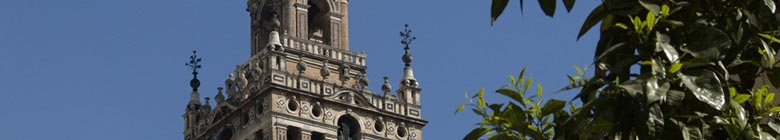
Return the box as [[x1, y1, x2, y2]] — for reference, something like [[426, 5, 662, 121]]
[[280, 36, 366, 66]]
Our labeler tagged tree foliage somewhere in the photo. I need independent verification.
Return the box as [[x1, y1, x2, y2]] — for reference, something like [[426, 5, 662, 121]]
[[459, 0, 780, 139]]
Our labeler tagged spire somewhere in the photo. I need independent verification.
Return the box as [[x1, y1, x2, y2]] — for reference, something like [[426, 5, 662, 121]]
[[400, 24, 418, 86], [185, 50, 203, 110]]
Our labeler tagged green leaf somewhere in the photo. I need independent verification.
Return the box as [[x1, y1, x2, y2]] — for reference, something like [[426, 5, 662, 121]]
[[525, 77, 534, 93], [574, 65, 584, 75], [509, 74, 517, 86], [563, 0, 575, 12], [765, 93, 775, 107], [456, 104, 468, 114], [765, 0, 776, 13], [734, 94, 751, 104], [769, 107, 780, 113], [463, 128, 490, 140], [680, 27, 732, 62], [491, 0, 510, 25], [538, 0, 557, 17], [657, 32, 679, 62], [646, 12, 656, 30], [661, 4, 670, 16], [577, 5, 605, 40], [639, 0, 661, 15], [496, 89, 524, 105], [670, 63, 683, 73], [540, 99, 566, 117], [759, 33, 780, 44], [680, 69, 726, 110]]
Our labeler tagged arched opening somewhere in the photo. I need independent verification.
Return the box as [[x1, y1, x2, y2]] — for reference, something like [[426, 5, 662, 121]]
[[307, 0, 330, 44], [337, 115, 360, 140], [311, 103, 322, 117], [218, 127, 234, 140]]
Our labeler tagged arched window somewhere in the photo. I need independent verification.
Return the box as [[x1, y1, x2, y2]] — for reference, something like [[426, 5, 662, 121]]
[[307, 0, 330, 44], [218, 128, 233, 140], [337, 115, 360, 140]]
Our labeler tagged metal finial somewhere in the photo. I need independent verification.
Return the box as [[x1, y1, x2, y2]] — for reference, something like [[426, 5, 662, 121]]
[[186, 50, 203, 91], [400, 24, 416, 50], [400, 24, 415, 66], [185, 50, 203, 76]]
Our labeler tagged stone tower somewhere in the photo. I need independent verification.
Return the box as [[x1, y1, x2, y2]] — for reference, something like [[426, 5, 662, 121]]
[[182, 0, 428, 140]]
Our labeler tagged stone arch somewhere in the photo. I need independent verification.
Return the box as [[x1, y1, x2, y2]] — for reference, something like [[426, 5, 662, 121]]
[[336, 114, 360, 140]]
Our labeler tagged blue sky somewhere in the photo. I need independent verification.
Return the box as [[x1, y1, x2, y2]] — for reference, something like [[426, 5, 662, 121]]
[[0, 0, 599, 139]]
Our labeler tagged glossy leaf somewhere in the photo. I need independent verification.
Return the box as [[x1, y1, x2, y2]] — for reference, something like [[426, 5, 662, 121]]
[[639, 0, 660, 15], [656, 32, 679, 62], [680, 69, 725, 110], [681, 28, 731, 62], [765, 0, 776, 13]]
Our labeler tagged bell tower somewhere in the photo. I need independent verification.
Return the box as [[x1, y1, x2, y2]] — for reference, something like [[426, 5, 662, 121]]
[[183, 1, 426, 140], [248, 0, 350, 56]]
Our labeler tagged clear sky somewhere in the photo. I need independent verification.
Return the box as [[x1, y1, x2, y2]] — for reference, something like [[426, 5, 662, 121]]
[[0, 0, 599, 139]]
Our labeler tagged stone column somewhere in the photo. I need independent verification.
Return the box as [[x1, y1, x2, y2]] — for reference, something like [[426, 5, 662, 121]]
[[339, 0, 349, 50]]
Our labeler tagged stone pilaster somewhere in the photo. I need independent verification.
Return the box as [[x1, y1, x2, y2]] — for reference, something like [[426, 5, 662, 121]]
[[275, 126, 288, 140], [300, 130, 312, 140]]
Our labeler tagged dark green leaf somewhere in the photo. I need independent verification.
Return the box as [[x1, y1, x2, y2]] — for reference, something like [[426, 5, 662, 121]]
[[563, 0, 575, 12], [496, 89, 524, 105], [680, 27, 732, 62], [464, 128, 490, 140], [680, 69, 726, 110], [540, 99, 567, 117], [538, 0, 557, 17], [491, 0, 510, 25], [578, 5, 605, 40]]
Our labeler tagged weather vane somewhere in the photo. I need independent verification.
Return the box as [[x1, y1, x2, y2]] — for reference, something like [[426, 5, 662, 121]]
[[400, 24, 416, 50], [186, 50, 203, 91]]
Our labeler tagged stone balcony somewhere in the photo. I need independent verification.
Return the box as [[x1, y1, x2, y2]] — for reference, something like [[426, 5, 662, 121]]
[[280, 35, 366, 67]]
